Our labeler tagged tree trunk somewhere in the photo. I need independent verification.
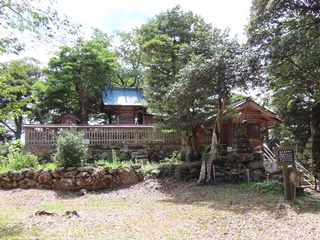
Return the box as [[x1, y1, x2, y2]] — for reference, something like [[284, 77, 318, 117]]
[[14, 116, 23, 140], [76, 85, 89, 124], [197, 97, 229, 184], [198, 127, 218, 184], [181, 130, 192, 162]]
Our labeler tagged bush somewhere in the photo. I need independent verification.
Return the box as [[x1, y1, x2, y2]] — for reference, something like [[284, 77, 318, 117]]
[[253, 180, 284, 194], [7, 152, 39, 170], [0, 140, 39, 171], [54, 130, 88, 167]]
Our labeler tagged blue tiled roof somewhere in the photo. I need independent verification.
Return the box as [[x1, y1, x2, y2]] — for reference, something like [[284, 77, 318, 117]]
[[102, 86, 147, 106]]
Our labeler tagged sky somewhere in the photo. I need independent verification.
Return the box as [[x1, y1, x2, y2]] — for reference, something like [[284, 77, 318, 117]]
[[0, 0, 253, 64]]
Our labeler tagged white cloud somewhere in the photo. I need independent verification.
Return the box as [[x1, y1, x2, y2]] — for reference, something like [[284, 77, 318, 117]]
[[57, 0, 252, 37], [1, 0, 252, 64]]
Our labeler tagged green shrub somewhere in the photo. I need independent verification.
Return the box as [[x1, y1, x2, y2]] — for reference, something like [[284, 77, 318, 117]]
[[253, 180, 284, 194], [161, 151, 182, 164], [0, 140, 39, 171], [54, 130, 88, 167], [7, 152, 39, 170]]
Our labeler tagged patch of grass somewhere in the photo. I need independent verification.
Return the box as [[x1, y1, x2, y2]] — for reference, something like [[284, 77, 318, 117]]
[[37, 162, 57, 170], [41, 201, 68, 211], [251, 180, 284, 194], [0, 213, 24, 239]]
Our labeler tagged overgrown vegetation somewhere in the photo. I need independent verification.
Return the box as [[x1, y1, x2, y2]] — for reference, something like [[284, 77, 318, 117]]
[[94, 149, 133, 168], [0, 140, 39, 171], [251, 180, 284, 194], [53, 130, 88, 167]]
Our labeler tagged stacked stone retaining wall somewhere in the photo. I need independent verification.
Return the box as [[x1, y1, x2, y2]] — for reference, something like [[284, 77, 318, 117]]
[[0, 165, 143, 191], [24, 144, 181, 163]]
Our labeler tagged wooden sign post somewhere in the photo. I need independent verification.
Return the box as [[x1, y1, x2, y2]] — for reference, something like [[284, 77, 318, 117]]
[[273, 146, 296, 200]]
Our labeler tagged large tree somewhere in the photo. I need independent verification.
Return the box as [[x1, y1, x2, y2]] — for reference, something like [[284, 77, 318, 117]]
[[0, 57, 43, 140], [0, 0, 78, 55], [137, 6, 213, 161], [247, 0, 320, 145], [112, 30, 145, 87], [137, 6, 257, 166], [40, 30, 115, 124]]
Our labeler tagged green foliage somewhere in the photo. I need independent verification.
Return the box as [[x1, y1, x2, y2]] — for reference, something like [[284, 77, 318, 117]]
[[252, 181, 283, 194], [40, 30, 115, 124], [113, 30, 145, 87], [201, 145, 211, 162], [54, 130, 88, 167], [94, 150, 133, 168], [0, 58, 44, 140], [247, 0, 320, 145], [1, 0, 79, 54], [0, 140, 38, 171], [161, 151, 182, 164], [7, 152, 39, 170], [137, 5, 258, 161]]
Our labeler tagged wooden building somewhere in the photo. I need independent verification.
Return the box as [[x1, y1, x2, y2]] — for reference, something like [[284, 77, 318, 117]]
[[56, 112, 81, 125], [101, 86, 154, 125], [220, 97, 282, 151]]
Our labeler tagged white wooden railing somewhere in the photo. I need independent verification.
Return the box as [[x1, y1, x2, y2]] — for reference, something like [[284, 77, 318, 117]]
[[23, 125, 181, 146]]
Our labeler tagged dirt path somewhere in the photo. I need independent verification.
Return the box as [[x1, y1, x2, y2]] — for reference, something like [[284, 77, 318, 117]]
[[1, 178, 320, 239]]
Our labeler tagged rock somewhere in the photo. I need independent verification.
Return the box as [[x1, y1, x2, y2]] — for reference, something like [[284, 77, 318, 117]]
[[33, 169, 44, 180], [51, 171, 61, 179], [90, 177, 110, 190], [30, 209, 58, 217], [55, 167, 65, 173], [22, 169, 34, 178], [52, 178, 74, 191], [78, 188, 87, 196], [76, 172, 89, 178], [119, 168, 139, 185], [150, 169, 161, 178], [25, 179, 39, 188], [64, 210, 80, 217], [264, 162, 282, 174], [38, 172, 52, 183], [97, 167, 107, 176], [62, 170, 78, 178], [66, 167, 77, 171], [77, 166, 94, 172]]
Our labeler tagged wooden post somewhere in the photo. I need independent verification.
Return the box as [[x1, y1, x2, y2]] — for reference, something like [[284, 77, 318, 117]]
[[273, 146, 296, 200], [247, 169, 250, 184], [213, 164, 216, 183], [282, 164, 292, 200]]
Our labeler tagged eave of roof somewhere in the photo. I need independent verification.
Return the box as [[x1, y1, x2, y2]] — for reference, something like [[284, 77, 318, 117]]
[[229, 97, 282, 126]]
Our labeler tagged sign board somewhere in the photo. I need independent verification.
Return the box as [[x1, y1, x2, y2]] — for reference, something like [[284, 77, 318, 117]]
[[82, 139, 90, 145], [273, 146, 296, 165]]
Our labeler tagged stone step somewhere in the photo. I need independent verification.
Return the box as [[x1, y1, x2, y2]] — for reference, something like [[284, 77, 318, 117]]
[[132, 154, 148, 159]]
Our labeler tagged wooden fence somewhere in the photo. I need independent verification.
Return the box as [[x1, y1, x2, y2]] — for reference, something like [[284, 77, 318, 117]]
[[23, 125, 181, 146]]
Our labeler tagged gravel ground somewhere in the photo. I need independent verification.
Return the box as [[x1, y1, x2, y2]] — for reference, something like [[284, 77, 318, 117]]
[[1, 178, 320, 240]]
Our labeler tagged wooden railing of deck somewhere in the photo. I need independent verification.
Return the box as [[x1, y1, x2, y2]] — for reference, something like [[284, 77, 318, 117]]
[[23, 125, 181, 146]]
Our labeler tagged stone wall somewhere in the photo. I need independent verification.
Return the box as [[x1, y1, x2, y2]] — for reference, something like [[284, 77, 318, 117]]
[[24, 144, 181, 163], [0, 165, 143, 191]]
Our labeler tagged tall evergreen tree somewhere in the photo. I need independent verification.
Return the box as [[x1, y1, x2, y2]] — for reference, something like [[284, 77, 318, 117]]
[[247, 0, 320, 145]]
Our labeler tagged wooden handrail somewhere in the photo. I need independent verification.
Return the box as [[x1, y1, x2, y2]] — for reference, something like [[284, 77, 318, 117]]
[[22, 124, 181, 146]]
